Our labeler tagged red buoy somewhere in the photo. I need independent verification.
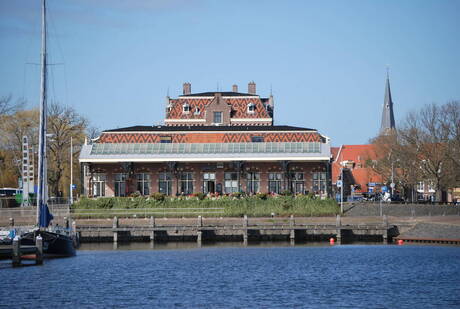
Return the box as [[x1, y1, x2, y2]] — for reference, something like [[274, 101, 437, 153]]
[[397, 239, 404, 245], [329, 237, 335, 245]]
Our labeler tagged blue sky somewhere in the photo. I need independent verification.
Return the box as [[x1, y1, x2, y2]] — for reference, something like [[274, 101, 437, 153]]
[[1, 0, 459, 145]]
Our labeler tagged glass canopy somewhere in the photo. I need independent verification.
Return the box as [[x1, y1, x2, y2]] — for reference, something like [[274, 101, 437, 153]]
[[90, 142, 321, 155]]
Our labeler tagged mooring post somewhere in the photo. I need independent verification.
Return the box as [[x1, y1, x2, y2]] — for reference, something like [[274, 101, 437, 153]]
[[243, 215, 248, 245], [289, 215, 295, 244], [336, 214, 342, 244], [35, 235, 43, 265], [9, 217, 14, 227], [12, 236, 21, 267], [197, 215, 203, 227], [382, 215, 389, 244], [197, 231, 202, 247], [150, 216, 155, 242], [113, 216, 118, 243]]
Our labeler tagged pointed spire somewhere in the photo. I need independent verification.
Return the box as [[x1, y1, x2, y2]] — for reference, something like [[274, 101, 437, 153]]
[[380, 68, 396, 134]]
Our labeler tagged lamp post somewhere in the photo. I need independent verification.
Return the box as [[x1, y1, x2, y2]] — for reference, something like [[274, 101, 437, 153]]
[[340, 167, 344, 214]]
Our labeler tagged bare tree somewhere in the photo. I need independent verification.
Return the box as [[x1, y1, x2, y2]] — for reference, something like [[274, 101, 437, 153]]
[[0, 95, 26, 116], [47, 103, 88, 197]]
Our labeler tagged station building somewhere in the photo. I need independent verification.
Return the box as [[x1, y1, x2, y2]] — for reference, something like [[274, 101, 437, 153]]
[[79, 82, 332, 197]]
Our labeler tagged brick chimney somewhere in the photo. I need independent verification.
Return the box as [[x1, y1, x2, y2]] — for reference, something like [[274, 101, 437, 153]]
[[183, 82, 191, 95], [248, 81, 256, 94], [232, 84, 238, 92]]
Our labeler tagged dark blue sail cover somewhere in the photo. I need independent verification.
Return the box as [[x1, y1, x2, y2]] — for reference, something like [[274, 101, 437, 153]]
[[39, 202, 53, 228]]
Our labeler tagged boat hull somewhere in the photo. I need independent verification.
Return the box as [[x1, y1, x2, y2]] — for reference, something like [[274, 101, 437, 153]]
[[21, 230, 76, 257]]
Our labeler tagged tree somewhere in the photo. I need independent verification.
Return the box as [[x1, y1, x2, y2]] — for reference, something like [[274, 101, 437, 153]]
[[47, 103, 89, 197], [371, 101, 460, 202], [0, 94, 25, 116]]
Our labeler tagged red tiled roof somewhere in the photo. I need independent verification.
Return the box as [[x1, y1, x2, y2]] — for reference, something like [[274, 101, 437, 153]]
[[166, 97, 270, 120], [331, 144, 384, 193]]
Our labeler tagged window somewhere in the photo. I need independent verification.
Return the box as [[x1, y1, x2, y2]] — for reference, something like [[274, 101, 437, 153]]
[[224, 172, 239, 193], [417, 181, 425, 192], [114, 173, 127, 197], [312, 172, 326, 194], [269, 173, 283, 194], [160, 136, 172, 143], [247, 103, 255, 113], [290, 172, 305, 194], [251, 136, 264, 143], [159, 172, 173, 195], [246, 172, 260, 194], [203, 172, 216, 193], [179, 172, 194, 195], [136, 173, 151, 195], [92, 173, 106, 197], [182, 103, 190, 113], [194, 107, 200, 115], [213, 112, 222, 124]]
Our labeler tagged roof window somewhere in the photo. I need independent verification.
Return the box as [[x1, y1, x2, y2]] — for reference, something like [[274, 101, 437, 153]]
[[247, 103, 255, 114], [182, 103, 190, 114]]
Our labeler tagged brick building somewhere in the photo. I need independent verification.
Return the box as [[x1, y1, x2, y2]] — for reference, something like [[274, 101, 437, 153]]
[[79, 82, 332, 197]]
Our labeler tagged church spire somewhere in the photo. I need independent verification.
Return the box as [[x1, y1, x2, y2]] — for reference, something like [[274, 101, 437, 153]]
[[380, 69, 396, 134]]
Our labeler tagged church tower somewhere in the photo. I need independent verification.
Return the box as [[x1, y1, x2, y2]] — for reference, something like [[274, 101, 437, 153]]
[[380, 71, 396, 134]]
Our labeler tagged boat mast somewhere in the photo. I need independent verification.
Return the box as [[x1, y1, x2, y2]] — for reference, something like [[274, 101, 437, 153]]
[[36, 0, 48, 225]]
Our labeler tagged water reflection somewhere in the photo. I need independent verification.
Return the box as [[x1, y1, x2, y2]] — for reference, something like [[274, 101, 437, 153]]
[[79, 241, 384, 251]]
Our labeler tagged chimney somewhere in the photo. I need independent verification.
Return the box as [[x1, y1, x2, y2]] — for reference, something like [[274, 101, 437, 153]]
[[232, 84, 238, 92], [248, 81, 256, 94], [183, 82, 191, 95]]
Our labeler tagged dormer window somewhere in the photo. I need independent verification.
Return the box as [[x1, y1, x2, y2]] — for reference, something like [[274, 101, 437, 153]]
[[194, 107, 200, 115], [247, 103, 255, 114], [182, 103, 190, 114]]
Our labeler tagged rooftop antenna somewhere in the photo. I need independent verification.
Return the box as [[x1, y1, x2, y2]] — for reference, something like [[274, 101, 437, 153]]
[[217, 82, 220, 91], [167, 86, 170, 97], [270, 84, 273, 96]]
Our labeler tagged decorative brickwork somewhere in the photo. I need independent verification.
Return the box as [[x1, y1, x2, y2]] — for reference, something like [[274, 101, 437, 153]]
[[166, 97, 270, 121], [99, 132, 321, 144]]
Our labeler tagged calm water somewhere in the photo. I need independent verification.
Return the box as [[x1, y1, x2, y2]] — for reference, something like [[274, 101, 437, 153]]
[[1, 243, 460, 308]]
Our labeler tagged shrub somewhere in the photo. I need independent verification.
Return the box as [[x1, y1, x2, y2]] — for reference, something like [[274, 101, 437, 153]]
[[230, 192, 242, 199], [130, 191, 141, 198], [193, 192, 207, 200], [280, 190, 293, 196], [150, 192, 166, 201], [256, 193, 268, 200], [96, 198, 115, 209]]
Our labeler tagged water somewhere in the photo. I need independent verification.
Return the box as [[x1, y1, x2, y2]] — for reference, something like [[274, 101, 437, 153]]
[[1, 243, 460, 308]]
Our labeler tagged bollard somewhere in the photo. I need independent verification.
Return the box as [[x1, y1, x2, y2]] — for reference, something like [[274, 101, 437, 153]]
[[12, 236, 21, 267], [150, 216, 155, 242], [35, 235, 43, 265], [336, 214, 341, 227], [113, 216, 118, 243], [197, 215, 202, 227], [9, 217, 14, 227]]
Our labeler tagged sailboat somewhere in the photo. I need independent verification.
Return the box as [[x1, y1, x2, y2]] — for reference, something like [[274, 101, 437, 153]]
[[21, 0, 77, 257]]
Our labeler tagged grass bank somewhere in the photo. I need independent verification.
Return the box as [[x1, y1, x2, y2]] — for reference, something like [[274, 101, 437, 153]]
[[72, 195, 339, 218]]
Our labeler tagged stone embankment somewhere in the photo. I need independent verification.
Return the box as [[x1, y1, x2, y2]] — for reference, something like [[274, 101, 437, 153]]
[[343, 203, 460, 217]]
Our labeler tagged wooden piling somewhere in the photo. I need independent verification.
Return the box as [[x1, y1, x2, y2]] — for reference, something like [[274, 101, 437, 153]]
[[150, 216, 155, 242], [336, 215, 342, 244], [113, 216, 118, 243], [35, 235, 43, 265], [243, 215, 248, 245], [289, 215, 295, 244], [197, 231, 202, 247], [197, 215, 203, 227], [12, 236, 20, 267]]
